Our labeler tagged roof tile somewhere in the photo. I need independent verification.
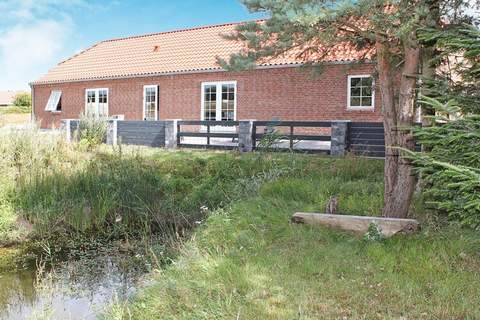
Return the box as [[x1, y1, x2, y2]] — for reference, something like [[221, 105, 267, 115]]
[[34, 21, 374, 84]]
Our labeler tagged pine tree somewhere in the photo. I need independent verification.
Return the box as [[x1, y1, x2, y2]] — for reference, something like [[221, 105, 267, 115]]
[[411, 19, 480, 228]]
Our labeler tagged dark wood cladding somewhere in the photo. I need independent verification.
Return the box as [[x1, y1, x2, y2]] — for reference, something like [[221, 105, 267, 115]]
[[348, 122, 386, 158], [117, 121, 165, 147]]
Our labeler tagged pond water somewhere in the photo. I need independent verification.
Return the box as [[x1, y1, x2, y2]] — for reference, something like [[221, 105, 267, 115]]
[[0, 249, 149, 319]]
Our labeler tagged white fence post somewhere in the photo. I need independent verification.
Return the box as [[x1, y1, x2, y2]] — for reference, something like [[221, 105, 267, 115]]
[[61, 119, 72, 142], [238, 120, 253, 152], [164, 120, 178, 149], [106, 120, 118, 145]]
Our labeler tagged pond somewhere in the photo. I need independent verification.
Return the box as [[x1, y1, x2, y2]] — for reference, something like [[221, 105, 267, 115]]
[[0, 248, 151, 319]]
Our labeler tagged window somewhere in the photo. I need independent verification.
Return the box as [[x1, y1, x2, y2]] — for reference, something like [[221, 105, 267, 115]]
[[85, 88, 108, 118], [348, 75, 374, 110], [45, 90, 62, 112], [143, 85, 158, 121], [201, 82, 236, 121]]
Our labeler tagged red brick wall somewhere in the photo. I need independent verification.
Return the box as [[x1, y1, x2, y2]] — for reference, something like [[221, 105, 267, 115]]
[[33, 64, 382, 128]]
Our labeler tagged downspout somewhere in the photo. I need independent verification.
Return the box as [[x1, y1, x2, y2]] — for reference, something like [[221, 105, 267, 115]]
[[30, 83, 35, 124]]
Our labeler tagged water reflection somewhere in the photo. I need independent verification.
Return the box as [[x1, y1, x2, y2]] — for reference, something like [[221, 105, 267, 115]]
[[0, 251, 148, 320]]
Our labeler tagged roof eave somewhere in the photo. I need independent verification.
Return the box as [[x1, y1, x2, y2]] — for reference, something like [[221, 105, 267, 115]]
[[30, 59, 376, 86]]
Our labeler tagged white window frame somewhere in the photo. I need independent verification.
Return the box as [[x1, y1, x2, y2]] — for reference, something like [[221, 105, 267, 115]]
[[85, 88, 109, 118], [45, 90, 62, 112], [143, 85, 158, 121], [201, 81, 237, 122], [347, 75, 375, 111]]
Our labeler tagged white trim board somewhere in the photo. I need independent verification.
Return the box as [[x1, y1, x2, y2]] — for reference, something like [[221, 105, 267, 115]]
[[347, 74, 375, 111]]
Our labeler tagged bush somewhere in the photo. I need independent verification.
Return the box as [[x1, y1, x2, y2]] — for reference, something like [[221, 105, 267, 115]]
[[12, 93, 31, 108], [410, 99, 480, 229], [76, 114, 108, 151], [409, 150, 480, 230]]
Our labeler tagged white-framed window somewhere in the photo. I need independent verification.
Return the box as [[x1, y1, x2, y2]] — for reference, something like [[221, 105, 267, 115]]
[[85, 88, 108, 118], [347, 75, 374, 110], [143, 85, 158, 121], [201, 81, 236, 121], [45, 90, 62, 112]]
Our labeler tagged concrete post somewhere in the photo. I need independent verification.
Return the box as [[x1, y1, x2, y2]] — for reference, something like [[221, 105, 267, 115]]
[[330, 121, 349, 157], [106, 120, 118, 145], [164, 120, 177, 149], [61, 119, 72, 142], [238, 120, 253, 152]]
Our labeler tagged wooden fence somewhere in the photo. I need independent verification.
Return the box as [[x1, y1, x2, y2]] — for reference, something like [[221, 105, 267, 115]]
[[65, 119, 420, 159], [176, 120, 239, 150], [252, 121, 332, 154]]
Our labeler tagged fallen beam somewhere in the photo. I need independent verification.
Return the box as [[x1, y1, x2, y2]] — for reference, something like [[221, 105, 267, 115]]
[[291, 213, 420, 237]]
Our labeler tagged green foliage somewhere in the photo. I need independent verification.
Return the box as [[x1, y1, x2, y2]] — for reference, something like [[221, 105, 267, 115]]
[[363, 222, 385, 241], [419, 24, 480, 113], [411, 22, 480, 229], [218, 0, 467, 71], [0, 105, 31, 114], [76, 114, 108, 151], [414, 98, 480, 168], [257, 127, 290, 151], [12, 93, 31, 108], [408, 148, 480, 229]]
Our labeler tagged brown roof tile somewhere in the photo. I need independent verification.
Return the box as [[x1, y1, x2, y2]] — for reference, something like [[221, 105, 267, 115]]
[[33, 21, 374, 84]]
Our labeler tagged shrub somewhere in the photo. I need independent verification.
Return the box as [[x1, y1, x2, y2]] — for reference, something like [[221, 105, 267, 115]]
[[409, 150, 480, 230], [12, 93, 31, 108], [76, 114, 107, 151]]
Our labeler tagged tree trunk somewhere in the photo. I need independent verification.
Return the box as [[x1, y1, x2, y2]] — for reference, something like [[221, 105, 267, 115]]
[[376, 31, 420, 218]]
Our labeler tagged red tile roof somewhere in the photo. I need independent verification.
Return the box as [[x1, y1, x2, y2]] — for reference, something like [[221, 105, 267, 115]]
[[33, 21, 374, 85]]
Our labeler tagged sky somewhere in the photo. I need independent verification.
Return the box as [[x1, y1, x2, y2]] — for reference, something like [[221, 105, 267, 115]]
[[0, 0, 265, 90]]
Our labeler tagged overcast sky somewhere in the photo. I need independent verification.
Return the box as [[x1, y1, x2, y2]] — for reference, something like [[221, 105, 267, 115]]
[[0, 0, 264, 90]]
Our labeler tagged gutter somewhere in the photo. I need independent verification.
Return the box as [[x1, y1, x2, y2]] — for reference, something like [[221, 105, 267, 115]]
[[29, 60, 376, 86], [30, 83, 35, 123]]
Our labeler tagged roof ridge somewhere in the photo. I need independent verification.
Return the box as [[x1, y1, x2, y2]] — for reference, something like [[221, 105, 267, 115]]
[[102, 19, 264, 43], [57, 42, 102, 66]]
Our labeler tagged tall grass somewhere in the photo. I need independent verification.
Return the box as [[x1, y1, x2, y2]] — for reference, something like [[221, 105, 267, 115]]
[[4, 127, 364, 246]]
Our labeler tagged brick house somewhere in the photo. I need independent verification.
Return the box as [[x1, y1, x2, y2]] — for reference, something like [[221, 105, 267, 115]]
[[31, 21, 381, 129]]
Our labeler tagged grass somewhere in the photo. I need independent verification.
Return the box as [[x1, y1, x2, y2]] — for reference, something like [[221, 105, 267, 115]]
[[105, 158, 480, 319], [0, 112, 30, 127], [0, 105, 31, 114], [0, 127, 341, 246], [0, 128, 478, 318]]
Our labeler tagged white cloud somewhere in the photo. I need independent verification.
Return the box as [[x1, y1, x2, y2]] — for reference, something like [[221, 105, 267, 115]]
[[0, 0, 104, 90], [0, 19, 71, 90]]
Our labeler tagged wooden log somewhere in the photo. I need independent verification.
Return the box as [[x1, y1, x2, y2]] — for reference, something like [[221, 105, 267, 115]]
[[291, 213, 420, 237]]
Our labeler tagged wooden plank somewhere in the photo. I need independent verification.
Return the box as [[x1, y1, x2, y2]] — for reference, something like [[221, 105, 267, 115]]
[[291, 213, 420, 236], [349, 122, 384, 128], [118, 135, 165, 142], [350, 127, 385, 134], [349, 138, 385, 145], [254, 133, 331, 141], [120, 140, 164, 146], [349, 132, 385, 140], [178, 143, 237, 150], [178, 132, 238, 138], [178, 120, 239, 126], [253, 121, 331, 127], [255, 146, 330, 155], [351, 144, 386, 152]]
